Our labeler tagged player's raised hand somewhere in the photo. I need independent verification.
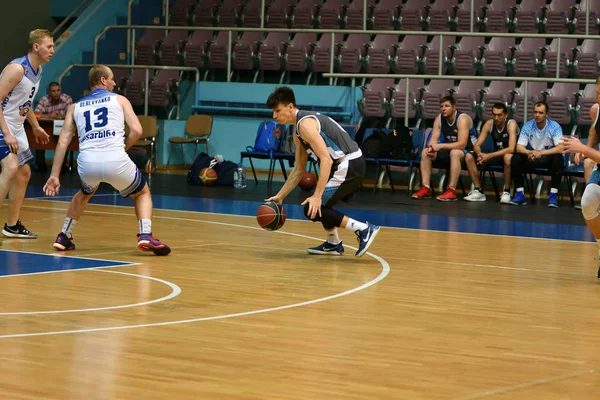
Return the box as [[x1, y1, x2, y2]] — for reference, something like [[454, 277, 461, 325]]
[[43, 176, 61, 197]]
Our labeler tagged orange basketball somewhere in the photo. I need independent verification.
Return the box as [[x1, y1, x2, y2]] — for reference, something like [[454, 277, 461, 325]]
[[199, 167, 217, 186], [256, 201, 286, 231], [298, 172, 317, 191]]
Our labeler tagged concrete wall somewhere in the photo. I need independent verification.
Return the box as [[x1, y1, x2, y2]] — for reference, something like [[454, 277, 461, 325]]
[[0, 1, 57, 68]]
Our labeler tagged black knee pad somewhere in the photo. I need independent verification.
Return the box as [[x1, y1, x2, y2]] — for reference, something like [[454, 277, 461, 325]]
[[303, 203, 321, 222]]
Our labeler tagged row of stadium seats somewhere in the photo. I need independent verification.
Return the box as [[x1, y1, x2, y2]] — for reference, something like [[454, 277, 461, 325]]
[[131, 29, 600, 79], [166, 0, 600, 33], [112, 68, 180, 115], [359, 79, 598, 127]]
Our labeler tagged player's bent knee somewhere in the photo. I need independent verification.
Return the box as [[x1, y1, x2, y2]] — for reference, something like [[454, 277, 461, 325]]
[[450, 149, 464, 159], [584, 157, 596, 170], [581, 184, 600, 220], [503, 153, 513, 163], [303, 203, 320, 222]]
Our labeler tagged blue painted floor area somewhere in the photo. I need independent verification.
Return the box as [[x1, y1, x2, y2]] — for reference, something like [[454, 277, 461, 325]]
[[0, 250, 132, 277], [28, 187, 595, 243]]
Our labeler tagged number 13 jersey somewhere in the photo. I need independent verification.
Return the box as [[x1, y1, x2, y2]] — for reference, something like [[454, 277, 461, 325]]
[[74, 88, 125, 153]]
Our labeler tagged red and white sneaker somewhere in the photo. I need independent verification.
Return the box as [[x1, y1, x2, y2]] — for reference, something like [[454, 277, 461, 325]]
[[412, 185, 433, 199], [437, 187, 457, 202]]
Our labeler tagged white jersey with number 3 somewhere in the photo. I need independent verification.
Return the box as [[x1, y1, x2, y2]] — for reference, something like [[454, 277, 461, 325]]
[[1, 56, 42, 132], [74, 88, 125, 153]]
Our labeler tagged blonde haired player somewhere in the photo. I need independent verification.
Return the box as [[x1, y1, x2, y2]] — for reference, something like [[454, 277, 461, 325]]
[[43, 65, 170, 255], [0, 29, 53, 239]]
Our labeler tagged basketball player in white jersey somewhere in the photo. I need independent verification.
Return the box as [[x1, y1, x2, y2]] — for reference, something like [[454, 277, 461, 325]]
[[43, 65, 170, 255], [0, 29, 52, 239]]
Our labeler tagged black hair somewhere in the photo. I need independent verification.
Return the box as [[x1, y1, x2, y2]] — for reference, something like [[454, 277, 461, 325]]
[[439, 96, 456, 106], [266, 86, 297, 109], [491, 103, 508, 114]]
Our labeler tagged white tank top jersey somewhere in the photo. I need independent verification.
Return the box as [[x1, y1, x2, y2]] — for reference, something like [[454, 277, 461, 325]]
[[0, 56, 42, 133], [74, 88, 126, 153]]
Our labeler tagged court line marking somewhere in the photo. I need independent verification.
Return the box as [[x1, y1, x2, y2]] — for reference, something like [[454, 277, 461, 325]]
[[0, 269, 181, 316], [25, 193, 119, 201], [452, 368, 597, 400], [79, 242, 227, 258], [0, 214, 390, 338], [22, 199, 596, 245]]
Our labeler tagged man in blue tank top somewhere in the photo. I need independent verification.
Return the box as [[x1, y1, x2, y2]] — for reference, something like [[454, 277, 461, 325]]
[[412, 96, 476, 202], [0, 29, 53, 239], [264, 87, 380, 257], [464, 103, 519, 203]]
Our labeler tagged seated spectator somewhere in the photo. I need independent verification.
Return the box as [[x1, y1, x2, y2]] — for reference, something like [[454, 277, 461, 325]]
[[33, 82, 74, 171], [35, 81, 72, 119], [509, 101, 564, 207], [464, 103, 519, 203], [412, 96, 477, 202]]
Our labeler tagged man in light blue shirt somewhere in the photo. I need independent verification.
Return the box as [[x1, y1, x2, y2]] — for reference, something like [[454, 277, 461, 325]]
[[509, 101, 564, 207]]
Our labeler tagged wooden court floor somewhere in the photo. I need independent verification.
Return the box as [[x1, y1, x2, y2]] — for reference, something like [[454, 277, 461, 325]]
[[0, 199, 600, 399]]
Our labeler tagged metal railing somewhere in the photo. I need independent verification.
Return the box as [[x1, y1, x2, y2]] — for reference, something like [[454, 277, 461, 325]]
[[323, 73, 597, 127], [51, 0, 93, 40], [92, 24, 600, 87], [124, 0, 596, 37], [57, 64, 200, 119]]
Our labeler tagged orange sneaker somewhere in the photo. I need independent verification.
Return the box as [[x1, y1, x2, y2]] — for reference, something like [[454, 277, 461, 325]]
[[437, 186, 457, 202], [412, 185, 433, 199]]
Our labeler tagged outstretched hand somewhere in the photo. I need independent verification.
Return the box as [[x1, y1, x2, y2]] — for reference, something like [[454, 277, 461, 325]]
[[43, 176, 61, 197], [562, 136, 586, 155]]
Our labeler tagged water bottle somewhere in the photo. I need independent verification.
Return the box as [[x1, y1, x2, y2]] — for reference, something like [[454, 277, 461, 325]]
[[234, 163, 247, 189]]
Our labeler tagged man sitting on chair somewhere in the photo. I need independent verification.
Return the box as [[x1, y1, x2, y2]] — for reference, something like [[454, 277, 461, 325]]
[[412, 96, 477, 202], [464, 103, 519, 203], [509, 101, 564, 207]]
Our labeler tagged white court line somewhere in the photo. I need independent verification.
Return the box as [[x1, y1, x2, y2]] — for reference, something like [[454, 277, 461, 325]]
[[0, 208, 390, 338], [452, 368, 597, 400], [79, 242, 227, 258], [25, 193, 119, 201], [0, 269, 181, 315]]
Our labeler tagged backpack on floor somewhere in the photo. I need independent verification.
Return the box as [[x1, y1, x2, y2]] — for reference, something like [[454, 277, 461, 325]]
[[187, 152, 213, 185]]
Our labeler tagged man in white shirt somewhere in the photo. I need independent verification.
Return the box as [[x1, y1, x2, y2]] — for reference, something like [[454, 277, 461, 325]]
[[509, 101, 564, 207]]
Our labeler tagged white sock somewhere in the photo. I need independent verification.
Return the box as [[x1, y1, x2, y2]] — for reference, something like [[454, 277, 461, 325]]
[[550, 188, 558, 194], [139, 219, 152, 234], [516, 187, 524, 193], [61, 218, 77, 238], [326, 228, 340, 245], [346, 218, 368, 232]]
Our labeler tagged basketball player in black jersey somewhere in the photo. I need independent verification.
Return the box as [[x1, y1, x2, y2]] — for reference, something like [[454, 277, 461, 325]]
[[264, 87, 380, 257], [464, 103, 519, 203]]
